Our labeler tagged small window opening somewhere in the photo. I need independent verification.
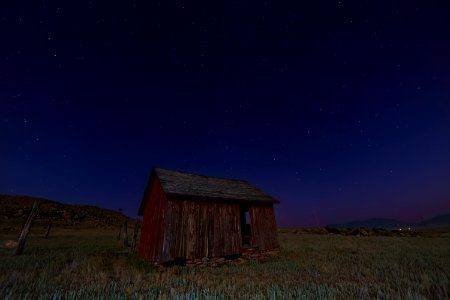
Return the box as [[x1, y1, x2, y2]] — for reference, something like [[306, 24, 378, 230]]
[[245, 211, 251, 225]]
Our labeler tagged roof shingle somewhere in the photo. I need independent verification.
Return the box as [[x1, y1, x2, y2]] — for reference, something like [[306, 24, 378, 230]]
[[139, 168, 279, 215]]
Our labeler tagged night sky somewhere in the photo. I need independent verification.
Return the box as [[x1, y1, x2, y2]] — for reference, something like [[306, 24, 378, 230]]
[[1, 1, 450, 227]]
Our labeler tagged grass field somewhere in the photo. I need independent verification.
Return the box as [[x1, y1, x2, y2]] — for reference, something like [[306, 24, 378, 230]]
[[0, 228, 448, 299]]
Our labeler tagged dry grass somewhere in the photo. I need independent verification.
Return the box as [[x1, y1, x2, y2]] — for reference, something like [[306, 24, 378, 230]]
[[0, 228, 448, 299]]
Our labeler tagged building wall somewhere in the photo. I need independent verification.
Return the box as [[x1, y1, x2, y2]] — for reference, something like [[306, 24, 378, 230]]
[[139, 180, 279, 263], [250, 205, 280, 250], [139, 176, 167, 261], [161, 200, 242, 262]]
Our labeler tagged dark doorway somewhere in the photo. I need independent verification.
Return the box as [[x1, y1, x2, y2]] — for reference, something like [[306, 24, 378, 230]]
[[240, 206, 252, 246]]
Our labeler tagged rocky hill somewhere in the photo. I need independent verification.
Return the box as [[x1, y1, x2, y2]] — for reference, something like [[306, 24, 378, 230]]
[[0, 194, 134, 231]]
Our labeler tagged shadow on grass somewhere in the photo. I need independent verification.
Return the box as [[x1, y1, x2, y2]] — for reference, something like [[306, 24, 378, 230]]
[[87, 252, 159, 273]]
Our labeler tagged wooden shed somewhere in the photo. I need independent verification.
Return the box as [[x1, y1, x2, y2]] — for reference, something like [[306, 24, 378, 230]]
[[138, 167, 280, 263]]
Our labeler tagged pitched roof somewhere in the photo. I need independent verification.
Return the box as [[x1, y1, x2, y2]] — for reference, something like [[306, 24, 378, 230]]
[[138, 168, 279, 215]]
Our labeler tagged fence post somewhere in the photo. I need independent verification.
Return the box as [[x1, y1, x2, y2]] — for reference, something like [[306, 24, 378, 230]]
[[122, 221, 129, 247], [131, 219, 140, 253], [14, 202, 40, 255], [117, 223, 122, 240], [44, 218, 53, 239]]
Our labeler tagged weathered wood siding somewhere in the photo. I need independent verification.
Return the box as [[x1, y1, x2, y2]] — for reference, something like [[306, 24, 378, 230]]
[[249, 205, 279, 250], [138, 177, 167, 261], [161, 200, 242, 262]]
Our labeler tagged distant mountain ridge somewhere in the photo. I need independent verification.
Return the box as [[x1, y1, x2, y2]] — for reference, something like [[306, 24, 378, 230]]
[[328, 214, 450, 229], [0, 194, 133, 229]]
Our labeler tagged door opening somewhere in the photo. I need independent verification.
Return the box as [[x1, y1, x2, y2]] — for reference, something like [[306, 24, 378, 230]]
[[240, 206, 252, 247]]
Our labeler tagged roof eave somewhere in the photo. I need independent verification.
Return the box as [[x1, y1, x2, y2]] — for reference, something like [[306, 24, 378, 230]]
[[165, 192, 280, 204]]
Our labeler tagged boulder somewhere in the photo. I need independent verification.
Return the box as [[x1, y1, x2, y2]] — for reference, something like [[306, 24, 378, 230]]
[[216, 258, 225, 263], [3, 240, 17, 249]]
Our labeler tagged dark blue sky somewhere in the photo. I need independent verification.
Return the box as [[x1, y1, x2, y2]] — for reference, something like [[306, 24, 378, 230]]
[[1, 1, 449, 226]]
